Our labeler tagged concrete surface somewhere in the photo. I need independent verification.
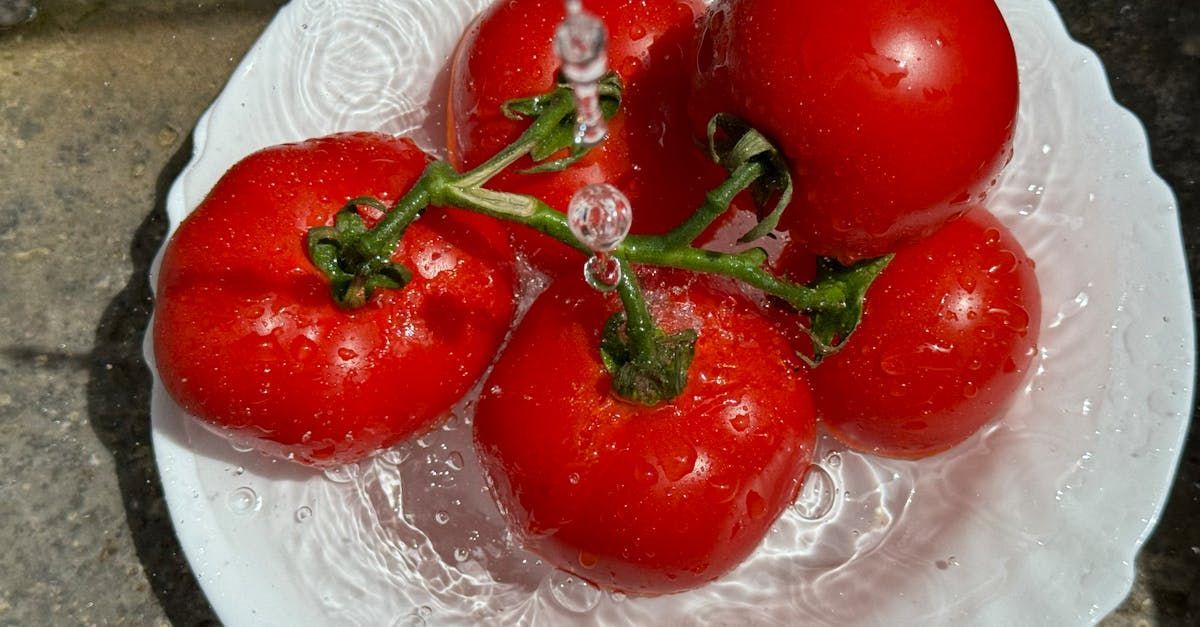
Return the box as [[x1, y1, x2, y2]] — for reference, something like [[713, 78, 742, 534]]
[[0, 0, 1195, 625]]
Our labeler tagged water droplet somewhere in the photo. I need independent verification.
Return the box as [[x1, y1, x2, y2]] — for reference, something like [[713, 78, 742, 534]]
[[446, 451, 465, 471], [746, 490, 767, 520], [227, 487, 261, 516], [1049, 290, 1090, 328], [658, 441, 697, 481], [567, 472, 581, 485], [290, 336, 317, 361], [963, 381, 979, 398], [793, 464, 836, 520], [337, 347, 358, 361], [434, 511, 450, 525], [568, 183, 633, 252], [825, 451, 842, 468], [633, 461, 658, 485], [295, 506, 313, 523], [583, 253, 622, 292], [453, 547, 470, 562]]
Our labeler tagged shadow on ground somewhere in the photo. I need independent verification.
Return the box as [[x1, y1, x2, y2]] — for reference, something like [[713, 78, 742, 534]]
[[85, 136, 219, 626]]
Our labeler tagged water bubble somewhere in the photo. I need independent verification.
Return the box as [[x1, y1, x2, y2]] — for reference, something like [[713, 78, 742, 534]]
[[434, 511, 450, 525], [584, 254, 622, 292], [227, 487, 262, 516], [295, 506, 313, 523], [446, 451, 465, 471], [793, 464, 837, 520], [453, 547, 470, 562], [568, 183, 633, 252]]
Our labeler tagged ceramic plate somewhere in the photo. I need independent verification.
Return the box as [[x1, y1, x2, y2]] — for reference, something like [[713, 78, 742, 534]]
[[147, 0, 1193, 624]]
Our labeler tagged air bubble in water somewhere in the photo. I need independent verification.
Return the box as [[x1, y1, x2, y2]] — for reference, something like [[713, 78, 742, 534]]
[[227, 487, 262, 516], [793, 464, 837, 521], [434, 511, 450, 525], [295, 506, 313, 523]]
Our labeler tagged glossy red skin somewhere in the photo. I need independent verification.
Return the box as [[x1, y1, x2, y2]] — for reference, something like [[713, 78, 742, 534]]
[[809, 207, 1040, 459], [153, 133, 516, 467], [692, 0, 1019, 262], [448, 0, 728, 275], [474, 270, 817, 595]]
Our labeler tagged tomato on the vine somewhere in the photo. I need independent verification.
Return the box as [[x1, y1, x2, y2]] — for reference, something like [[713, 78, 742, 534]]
[[473, 269, 817, 595], [691, 0, 1019, 262], [448, 0, 728, 274], [806, 207, 1040, 459], [153, 133, 517, 467]]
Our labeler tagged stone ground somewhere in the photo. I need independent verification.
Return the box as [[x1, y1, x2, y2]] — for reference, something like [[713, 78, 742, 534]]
[[0, 0, 1195, 625]]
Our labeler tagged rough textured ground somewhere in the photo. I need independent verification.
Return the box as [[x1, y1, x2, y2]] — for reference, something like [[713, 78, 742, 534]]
[[0, 1, 1194, 625]]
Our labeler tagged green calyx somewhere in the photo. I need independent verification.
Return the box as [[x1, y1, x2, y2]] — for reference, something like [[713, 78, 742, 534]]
[[803, 255, 893, 365], [600, 312, 698, 406], [306, 197, 415, 309], [502, 72, 622, 173]]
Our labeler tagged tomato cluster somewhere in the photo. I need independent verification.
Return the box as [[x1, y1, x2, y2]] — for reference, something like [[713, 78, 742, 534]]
[[152, 0, 1039, 599]]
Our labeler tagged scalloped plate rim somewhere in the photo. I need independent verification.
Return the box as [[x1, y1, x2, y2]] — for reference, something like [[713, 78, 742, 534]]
[[145, 0, 1195, 625]]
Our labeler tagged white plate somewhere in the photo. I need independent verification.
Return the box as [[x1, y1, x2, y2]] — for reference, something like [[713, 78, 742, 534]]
[[147, 0, 1194, 624]]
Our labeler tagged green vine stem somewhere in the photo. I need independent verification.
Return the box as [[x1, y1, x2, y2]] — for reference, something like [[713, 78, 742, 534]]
[[305, 76, 890, 405]]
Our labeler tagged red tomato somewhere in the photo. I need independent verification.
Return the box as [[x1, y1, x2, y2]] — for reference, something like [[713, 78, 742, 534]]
[[448, 0, 728, 274], [153, 133, 516, 467], [691, 0, 1019, 262], [473, 269, 817, 595], [807, 207, 1040, 459]]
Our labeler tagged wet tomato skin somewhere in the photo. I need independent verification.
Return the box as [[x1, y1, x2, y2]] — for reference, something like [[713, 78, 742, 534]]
[[692, 0, 1019, 262], [809, 207, 1040, 459], [448, 0, 728, 274], [153, 133, 517, 467], [474, 270, 817, 595]]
